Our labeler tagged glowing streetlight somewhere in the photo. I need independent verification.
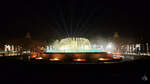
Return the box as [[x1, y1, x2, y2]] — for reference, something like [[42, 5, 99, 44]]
[[106, 44, 112, 49]]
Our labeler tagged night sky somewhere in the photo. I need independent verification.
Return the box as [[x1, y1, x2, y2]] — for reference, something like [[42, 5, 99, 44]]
[[0, 0, 150, 40]]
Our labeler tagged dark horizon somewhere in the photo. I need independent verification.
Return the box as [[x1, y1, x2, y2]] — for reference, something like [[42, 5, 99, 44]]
[[0, 0, 150, 41]]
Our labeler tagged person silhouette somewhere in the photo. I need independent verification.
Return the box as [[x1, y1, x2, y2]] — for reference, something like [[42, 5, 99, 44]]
[[141, 73, 148, 81]]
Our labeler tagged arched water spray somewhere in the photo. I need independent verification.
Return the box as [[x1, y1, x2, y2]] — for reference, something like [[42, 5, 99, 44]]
[[46, 37, 102, 53]]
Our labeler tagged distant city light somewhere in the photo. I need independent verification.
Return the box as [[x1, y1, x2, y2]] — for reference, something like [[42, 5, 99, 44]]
[[106, 43, 113, 49], [5, 45, 11, 52]]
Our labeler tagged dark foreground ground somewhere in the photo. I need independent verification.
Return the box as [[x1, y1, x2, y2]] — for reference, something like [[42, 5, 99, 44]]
[[0, 56, 150, 84]]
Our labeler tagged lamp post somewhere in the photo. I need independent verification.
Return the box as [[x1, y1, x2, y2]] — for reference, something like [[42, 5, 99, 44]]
[[146, 43, 149, 55]]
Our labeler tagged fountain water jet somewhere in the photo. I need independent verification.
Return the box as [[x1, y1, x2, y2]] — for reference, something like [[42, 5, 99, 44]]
[[46, 37, 101, 53]]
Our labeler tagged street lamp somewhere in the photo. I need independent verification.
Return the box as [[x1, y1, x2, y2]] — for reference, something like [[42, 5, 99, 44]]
[[146, 43, 149, 55]]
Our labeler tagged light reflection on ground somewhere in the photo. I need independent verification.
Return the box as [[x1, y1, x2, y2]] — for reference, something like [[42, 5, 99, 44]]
[[30, 52, 148, 64]]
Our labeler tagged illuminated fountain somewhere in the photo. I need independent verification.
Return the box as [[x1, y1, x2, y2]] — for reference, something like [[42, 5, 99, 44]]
[[35, 37, 118, 62], [46, 37, 102, 53]]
